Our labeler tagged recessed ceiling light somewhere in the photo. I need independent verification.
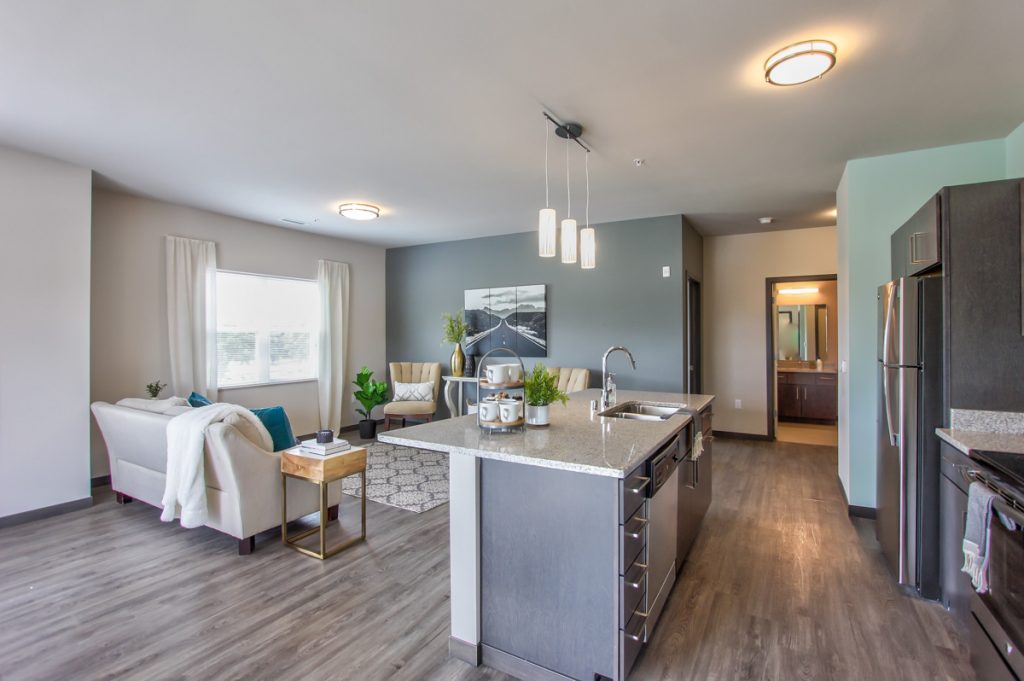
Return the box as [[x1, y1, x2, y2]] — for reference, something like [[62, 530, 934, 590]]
[[338, 203, 380, 220], [759, 216, 774, 224], [765, 39, 837, 86]]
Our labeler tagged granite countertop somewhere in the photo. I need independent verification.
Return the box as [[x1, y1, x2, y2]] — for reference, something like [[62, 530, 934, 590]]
[[936, 429, 1024, 456], [378, 389, 715, 478], [776, 367, 838, 374]]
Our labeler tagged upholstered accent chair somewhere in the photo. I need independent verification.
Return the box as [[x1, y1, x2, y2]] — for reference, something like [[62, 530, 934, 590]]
[[383, 361, 442, 430], [546, 367, 591, 394]]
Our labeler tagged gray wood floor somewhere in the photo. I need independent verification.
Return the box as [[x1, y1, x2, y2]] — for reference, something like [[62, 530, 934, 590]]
[[0, 438, 972, 681]]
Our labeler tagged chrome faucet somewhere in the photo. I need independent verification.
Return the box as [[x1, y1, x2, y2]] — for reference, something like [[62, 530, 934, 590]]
[[601, 346, 637, 411]]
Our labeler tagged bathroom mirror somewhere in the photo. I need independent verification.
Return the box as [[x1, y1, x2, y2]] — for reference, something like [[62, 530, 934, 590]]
[[777, 304, 828, 361]]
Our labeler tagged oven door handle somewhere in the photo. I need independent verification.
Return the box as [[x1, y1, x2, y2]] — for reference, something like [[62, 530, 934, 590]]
[[992, 497, 1024, 528]]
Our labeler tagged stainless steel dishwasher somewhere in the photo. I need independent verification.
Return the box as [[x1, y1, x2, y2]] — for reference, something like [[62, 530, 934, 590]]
[[645, 433, 680, 636]]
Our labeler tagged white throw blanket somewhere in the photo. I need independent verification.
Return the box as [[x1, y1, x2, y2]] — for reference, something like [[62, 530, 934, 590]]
[[161, 403, 271, 528]]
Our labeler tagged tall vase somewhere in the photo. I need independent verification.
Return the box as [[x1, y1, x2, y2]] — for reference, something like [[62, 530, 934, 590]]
[[451, 342, 465, 377]]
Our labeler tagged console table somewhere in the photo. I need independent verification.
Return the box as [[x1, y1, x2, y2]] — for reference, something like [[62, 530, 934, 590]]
[[442, 375, 478, 417]]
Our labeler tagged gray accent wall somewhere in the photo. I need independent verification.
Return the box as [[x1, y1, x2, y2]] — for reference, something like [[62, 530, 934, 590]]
[[386, 215, 702, 417]]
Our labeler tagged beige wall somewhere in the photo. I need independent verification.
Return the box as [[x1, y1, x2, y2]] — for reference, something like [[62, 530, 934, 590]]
[[704, 226, 837, 435], [91, 190, 386, 477], [0, 145, 92, 519]]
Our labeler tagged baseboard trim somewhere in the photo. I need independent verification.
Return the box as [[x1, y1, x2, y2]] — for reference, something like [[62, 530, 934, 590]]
[[91, 475, 111, 488], [713, 430, 772, 441], [0, 496, 93, 529], [448, 636, 481, 666], [480, 644, 573, 681], [848, 505, 877, 520]]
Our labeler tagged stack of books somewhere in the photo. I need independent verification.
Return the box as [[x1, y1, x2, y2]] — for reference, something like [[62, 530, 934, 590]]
[[299, 438, 351, 456]]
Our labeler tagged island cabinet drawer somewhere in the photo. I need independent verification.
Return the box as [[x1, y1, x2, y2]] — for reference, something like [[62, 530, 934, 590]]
[[620, 503, 648, 571], [620, 557, 647, 626], [620, 467, 650, 522], [620, 609, 646, 679]]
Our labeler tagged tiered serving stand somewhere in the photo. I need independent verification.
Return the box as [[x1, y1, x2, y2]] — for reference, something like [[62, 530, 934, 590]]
[[475, 347, 526, 433]]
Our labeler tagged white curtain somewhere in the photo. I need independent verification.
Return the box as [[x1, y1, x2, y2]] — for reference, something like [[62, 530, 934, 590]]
[[317, 259, 350, 431], [166, 236, 218, 400]]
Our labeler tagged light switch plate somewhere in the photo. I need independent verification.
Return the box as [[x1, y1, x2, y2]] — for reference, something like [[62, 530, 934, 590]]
[[735, 399, 742, 409], [662, 266, 671, 278]]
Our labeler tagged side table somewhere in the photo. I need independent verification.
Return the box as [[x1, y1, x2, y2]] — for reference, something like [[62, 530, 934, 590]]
[[280, 446, 367, 560]]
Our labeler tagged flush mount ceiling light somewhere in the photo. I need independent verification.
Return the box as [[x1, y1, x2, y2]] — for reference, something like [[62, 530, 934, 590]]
[[779, 287, 820, 295], [338, 203, 380, 220], [764, 39, 837, 86]]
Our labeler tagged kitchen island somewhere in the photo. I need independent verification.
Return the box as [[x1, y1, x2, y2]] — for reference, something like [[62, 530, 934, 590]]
[[379, 388, 714, 681]]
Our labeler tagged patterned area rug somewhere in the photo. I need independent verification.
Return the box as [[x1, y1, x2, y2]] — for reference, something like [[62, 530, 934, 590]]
[[340, 442, 449, 513]]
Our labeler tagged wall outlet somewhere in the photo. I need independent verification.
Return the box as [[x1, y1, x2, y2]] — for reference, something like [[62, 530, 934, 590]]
[[734, 399, 742, 409], [662, 266, 671, 278]]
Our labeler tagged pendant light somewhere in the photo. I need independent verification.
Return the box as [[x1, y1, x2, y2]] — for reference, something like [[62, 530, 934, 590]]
[[561, 136, 577, 264], [580, 150, 596, 269], [538, 119, 557, 257]]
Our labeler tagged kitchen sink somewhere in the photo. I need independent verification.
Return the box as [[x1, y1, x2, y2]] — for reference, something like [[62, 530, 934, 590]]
[[598, 401, 686, 421]]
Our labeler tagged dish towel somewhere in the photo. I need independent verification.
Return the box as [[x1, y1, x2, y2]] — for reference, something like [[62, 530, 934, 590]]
[[161, 403, 271, 528], [962, 481, 1000, 593], [690, 411, 704, 460]]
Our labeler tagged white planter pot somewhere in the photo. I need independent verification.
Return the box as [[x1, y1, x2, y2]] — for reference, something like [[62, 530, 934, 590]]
[[526, 404, 550, 426]]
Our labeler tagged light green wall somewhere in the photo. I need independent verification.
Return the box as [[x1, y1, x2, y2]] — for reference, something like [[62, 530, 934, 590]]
[[1007, 121, 1024, 177], [837, 138, 1008, 507]]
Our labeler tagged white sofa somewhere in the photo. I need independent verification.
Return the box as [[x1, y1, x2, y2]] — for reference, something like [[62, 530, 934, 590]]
[[91, 401, 341, 554]]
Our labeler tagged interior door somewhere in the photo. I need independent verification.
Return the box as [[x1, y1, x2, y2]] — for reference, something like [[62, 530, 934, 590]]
[[686, 277, 702, 393]]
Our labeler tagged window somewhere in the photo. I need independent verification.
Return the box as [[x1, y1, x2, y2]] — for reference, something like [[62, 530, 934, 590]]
[[215, 271, 319, 388]]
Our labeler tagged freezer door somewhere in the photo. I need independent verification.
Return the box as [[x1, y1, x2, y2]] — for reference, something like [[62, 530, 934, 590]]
[[877, 362, 903, 581], [877, 361, 918, 586], [878, 281, 897, 363], [878, 278, 920, 368]]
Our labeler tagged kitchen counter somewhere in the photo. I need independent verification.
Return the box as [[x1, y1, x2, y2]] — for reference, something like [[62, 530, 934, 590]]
[[380, 388, 715, 680], [936, 428, 1024, 456], [379, 388, 713, 478]]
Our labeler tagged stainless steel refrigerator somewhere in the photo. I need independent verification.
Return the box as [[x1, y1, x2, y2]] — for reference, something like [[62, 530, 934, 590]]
[[877, 275, 943, 598]]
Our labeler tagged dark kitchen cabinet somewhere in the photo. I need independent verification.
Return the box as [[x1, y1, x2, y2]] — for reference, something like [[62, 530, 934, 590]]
[[891, 194, 941, 278], [940, 442, 973, 625], [677, 408, 712, 573], [777, 371, 838, 423]]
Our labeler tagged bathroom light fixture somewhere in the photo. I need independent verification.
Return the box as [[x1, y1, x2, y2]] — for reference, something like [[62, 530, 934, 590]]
[[580, 150, 596, 269], [338, 203, 380, 220], [759, 216, 774, 224], [779, 287, 820, 295], [765, 39, 837, 86], [538, 119, 557, 257], [561, 135, 577, 264]]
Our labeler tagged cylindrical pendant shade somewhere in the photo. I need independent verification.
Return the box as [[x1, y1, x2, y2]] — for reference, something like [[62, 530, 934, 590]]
[[560, 219, 577, 264], [538, 208, 557, 257], [580, 227, 596, 269]]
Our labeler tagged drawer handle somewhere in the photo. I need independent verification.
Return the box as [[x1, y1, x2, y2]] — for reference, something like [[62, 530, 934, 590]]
[[624, 476, 650, 494], [623, 518, 648, 538], [625, 628, 646, 642], [624, 564, 648, 589]]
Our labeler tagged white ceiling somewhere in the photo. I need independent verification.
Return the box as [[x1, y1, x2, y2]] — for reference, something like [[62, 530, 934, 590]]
[[1, 1, 1023, 245]]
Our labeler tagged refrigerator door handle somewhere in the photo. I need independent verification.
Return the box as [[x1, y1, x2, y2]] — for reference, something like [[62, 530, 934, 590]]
[[882, 284, 900, 447]]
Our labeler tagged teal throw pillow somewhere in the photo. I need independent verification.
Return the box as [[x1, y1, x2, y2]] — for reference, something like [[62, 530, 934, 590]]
[[188, 391, 213, 407], [250, 406, 297, 452]]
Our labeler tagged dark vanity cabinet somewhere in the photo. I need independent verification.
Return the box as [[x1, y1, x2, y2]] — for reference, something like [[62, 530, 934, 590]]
[[777, 371, 838, 423]]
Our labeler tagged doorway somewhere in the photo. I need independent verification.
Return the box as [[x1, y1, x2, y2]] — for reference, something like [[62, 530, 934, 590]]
[[765, 274, 839, 446], [686, 276, 702, 393]]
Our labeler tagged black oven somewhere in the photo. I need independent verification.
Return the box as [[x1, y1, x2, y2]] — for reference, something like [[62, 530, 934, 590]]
[[970, 474, 1024, 680]]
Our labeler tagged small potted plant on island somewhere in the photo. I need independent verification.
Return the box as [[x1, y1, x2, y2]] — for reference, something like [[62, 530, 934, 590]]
[[442, 310, 469, 377], [146, 380, 166, 399], [353, 367, 389, 439], [523, 363, 568, 427]]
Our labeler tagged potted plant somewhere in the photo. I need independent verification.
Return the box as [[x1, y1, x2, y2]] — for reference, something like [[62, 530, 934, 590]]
[[523, 363, 568, 427], [352, 367, 389, 439], [146, 380, 166, 399], [442, 310, 469, 377]]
